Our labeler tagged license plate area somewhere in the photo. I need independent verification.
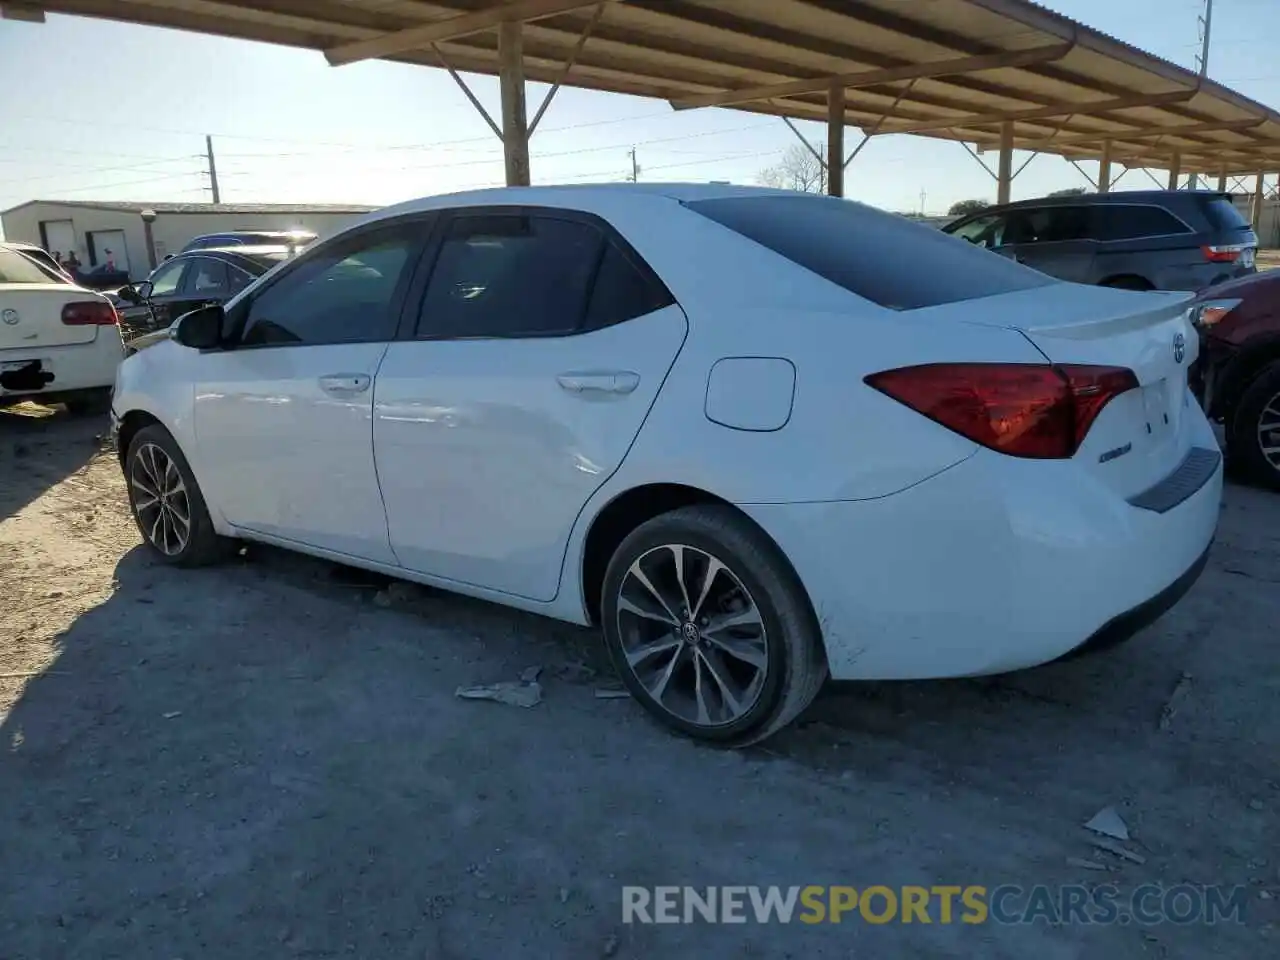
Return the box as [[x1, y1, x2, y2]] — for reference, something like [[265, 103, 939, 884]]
[[1140, 379, 1177, 438], [1241, 247, 1256, 269], [0, 359, 54, 392]]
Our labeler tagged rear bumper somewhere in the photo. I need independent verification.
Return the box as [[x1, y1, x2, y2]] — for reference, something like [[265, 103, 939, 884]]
[[1058, 540, 1212, 661], [0, 333, 123, 399], [743, 433, 1222, 681]]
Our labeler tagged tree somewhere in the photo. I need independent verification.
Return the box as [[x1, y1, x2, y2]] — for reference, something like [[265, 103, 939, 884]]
[[1047, 186, 1088, 197], [947, 198, 988, 217], [757, 144, 825, 194]]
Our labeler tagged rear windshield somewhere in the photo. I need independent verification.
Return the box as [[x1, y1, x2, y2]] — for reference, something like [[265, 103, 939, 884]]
[[0, 248, 62, 284], [241, 251, 291, 270], [686, 195, 1055, 310], [1201, 196, 1250, 231]]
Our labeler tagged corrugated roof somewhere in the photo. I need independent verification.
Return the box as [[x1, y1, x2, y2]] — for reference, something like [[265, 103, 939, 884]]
[[0, 200, 378, 216], [24, 0, 1280, 173]]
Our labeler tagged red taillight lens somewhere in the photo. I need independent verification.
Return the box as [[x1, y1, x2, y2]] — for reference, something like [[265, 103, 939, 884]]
[[1201, 244, 1245, 263], [61, 301, 118, 326], [865, 363, 1139, 459]]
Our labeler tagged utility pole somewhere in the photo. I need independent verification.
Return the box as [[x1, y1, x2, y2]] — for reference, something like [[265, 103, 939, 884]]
[[1188, 0, 1213, 189], [205, 134, 221, 204], [627, 147, 640, 182], [919, 187, 927, 216]]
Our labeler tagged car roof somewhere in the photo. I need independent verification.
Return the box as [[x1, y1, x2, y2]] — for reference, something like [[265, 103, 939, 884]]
[[345, 182, 827, 232], [985, 190, 1227, 212]]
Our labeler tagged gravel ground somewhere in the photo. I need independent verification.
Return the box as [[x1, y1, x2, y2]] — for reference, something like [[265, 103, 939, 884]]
[[0, 404, 1276, 959]]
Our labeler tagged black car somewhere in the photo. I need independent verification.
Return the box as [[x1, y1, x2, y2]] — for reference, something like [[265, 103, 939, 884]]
[[115, 246, 291, 343], [942, 190, 1258, 291], [181, 230, 317, 254]]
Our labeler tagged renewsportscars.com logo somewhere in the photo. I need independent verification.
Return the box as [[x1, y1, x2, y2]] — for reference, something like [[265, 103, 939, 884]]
[[622, 885, 1248, 926]]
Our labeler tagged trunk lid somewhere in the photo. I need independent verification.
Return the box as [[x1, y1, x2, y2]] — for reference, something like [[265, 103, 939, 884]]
[[963, 284, 1200, 497], [0, 285, 103, 350]]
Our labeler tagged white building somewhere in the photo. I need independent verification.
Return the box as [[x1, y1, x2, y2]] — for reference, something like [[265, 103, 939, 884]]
[[0, 200, 378, 280]]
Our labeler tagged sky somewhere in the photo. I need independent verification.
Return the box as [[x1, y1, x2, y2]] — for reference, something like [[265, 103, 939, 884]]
[[0, 0, 1276, 225]]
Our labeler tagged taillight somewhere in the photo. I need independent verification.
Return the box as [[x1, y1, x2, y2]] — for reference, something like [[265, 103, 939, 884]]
[[1201, 244, 1247, 263], [61, 301, 118, 326], [1190, 298, 1242, 328], [865, 363, 1139, 459]]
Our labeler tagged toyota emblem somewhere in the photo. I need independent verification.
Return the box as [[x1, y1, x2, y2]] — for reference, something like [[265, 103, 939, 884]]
[[1173, 332, 1185, 365], [1, 309, 18, 326]]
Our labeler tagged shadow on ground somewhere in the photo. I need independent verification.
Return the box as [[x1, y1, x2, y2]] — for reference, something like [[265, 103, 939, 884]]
[[0, 486, 1274, 957], [0, 406, 106, 522]]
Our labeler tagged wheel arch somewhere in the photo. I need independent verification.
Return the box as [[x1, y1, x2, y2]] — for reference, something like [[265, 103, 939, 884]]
[[1215, 336, 1280, 425], [577, 481, 817, 629], [115, 408, 166, 469]]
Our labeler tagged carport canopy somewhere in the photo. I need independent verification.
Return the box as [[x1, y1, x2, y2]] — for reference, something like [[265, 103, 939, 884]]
[[9, 0, 1280, 205]]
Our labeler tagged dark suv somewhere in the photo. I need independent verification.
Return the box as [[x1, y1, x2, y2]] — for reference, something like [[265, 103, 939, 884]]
[[942, 190, 1257, 291]]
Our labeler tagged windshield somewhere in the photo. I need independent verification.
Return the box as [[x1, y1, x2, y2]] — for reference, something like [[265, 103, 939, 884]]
[[0, 247, 65, 284], [687, 195, 1054, 310]]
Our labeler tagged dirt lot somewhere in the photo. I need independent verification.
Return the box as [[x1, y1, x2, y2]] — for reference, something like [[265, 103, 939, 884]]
[[0, 404, 1276, 959]]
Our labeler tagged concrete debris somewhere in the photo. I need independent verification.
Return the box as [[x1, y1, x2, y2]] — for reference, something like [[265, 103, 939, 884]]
[[1084, 806, 1131, 841], [1091, 837, 1146, 864], [456, 681, 543, 708], [1066, 857, 1109, 871], [1158, 672, 1194, 731]]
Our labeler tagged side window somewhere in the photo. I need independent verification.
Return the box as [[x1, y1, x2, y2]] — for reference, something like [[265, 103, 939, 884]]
[[237, 224, 421, 348], [190, 257, 230, 296], [585, 243, 673, 328], [227, 265, 256, 295], [1035, 206, 1090, 243], [1091, 205, 1190, 242], [148, 259, 189, 297], [417, 214, 604, 340], [948, 214, 1004, 248]]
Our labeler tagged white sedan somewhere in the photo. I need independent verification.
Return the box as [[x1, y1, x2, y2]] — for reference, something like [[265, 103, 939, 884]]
[[110, 184, 1222, 744], [1, 244, 122, 413]]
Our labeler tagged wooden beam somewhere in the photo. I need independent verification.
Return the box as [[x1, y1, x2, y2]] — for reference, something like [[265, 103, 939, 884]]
[[0, 3, 45, 21], [499, 20, 531, 186], [325, 0, 620, 67], [1043, 118, 1266, 147], [1097, 139, 1112, 193], [827, 81, 844, 198], [668, 43, 1072, 112], [879, 89, 1198, 137], [1167, 150, 1181, 189], [997, 121, 1014, 204]]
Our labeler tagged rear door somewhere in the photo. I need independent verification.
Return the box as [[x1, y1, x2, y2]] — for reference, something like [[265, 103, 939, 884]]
[[1000, 205, 1097, 282], [0, 247, 99, 351], [373, 208, 687, 601]]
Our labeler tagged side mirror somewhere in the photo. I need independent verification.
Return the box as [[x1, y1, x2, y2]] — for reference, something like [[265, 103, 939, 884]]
[[116, 283, 142, 304], [135, 280, 154, 301], [172, 304, 225, 350]]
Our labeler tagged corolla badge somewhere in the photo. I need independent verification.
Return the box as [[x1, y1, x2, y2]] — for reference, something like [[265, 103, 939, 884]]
[[1, 309, 18, 325], [1173, 332, 1186, 364]]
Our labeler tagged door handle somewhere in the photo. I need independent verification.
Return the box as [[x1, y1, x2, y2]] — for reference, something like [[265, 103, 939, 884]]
[[319, 373, 371, 394], [556, 371, 640, 395]]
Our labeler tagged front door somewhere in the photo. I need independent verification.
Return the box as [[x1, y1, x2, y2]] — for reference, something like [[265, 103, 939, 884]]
[[191, 219, 430, 562], [373, 210, 687, 601], [118, 256, 191, 338]]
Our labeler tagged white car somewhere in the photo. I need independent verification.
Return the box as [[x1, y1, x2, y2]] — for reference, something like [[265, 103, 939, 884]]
[[110, 185, 1222, 744], [1, 244, 122, 413]]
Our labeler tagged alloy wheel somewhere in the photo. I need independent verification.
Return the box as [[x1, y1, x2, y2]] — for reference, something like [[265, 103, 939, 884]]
[[130, 442, 192, 556], [1257, 390, 1280, 474], [615, 543, 768, 728]]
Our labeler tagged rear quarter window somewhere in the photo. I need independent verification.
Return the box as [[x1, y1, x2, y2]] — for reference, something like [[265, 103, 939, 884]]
[[1200, 196, 1251, 231], [0, 248, 60, 284], [686, 195, 1055, 311], [1090, 205, 1191, 242]]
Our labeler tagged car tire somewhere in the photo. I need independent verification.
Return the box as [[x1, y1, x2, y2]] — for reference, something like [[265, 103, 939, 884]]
[[125, 424, 235, 566], [600, 505, 827, 746], [63, 388, 113, 417], [1228, 360, 1280, 491]]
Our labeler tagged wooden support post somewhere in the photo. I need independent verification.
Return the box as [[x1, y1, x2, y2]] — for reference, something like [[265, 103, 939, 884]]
[[1167, 151, 1181, 190], [827, 81, 844, 198], [1217, 168, 1227, 192], [997, 121, 1013, 204], [1253, 171, 1265, 229], [498, 20, 530, 187], [1097, 139, 1112, 193]]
